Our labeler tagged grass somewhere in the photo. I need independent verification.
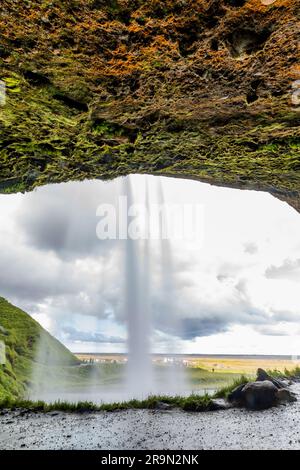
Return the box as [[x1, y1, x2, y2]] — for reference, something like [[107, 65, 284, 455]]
[[1, 295, 300, 413], [0, 375, 266, 413], [0, 297, 79, 401], [214, 375, 250, 399], [0, 393, 212, 413], [1, 367, 297, 413], [267, 367, 300, 378], [0, 297, 241, 405]]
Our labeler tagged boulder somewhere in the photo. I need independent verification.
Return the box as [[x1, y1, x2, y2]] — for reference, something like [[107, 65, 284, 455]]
[[228, 378, 297, 410], [153, 401, 173, 411], [256, 368, 287, 389], [208, 398, 232, 411], [228, 383, 247, 406], [242, 380, 278, 410]]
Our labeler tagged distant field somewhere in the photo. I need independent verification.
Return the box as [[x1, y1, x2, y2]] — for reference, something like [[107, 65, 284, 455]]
[[75, 353, 300, 375], [185, 356, 300, 375], [73, 353, 300, 396]]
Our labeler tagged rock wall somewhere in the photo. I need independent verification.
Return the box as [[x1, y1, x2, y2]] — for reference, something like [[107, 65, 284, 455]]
[[0, 1, 299, 210]]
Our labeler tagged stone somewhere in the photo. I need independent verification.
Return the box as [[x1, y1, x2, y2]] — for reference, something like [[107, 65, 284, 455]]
[[154, 401, 173, 411], [256, 368, 288, 389], [242, 380, 278, 410], [208, 399, 231, 411], [228, 383, 247, 406], [228, 378, 297, 410], [276, 388, 297, 404]]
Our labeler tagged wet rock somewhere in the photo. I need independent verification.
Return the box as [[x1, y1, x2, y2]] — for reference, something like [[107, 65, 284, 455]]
[[228, 383, 246, 406], [153, 401, 173, 411], [17, 408, 31, 417], [242, 381, 278, 410], [207, 399, 231, 411], [277, 388, 297, 404], [228, 378, 297, 411], [256, 368, 287, 389], [0, 1, 299, 214]]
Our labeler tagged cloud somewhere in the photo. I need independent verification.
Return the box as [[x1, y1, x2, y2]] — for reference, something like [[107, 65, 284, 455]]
[[16, 181, 117, 261], [0, 241, 81, 302], [62, 325, 125, 344], [244, 242, 258, 255], [265, 259, 300, 282], [150, 276, 270, 340], [0, 175, 299, 352], [253, 325, 290, 337]]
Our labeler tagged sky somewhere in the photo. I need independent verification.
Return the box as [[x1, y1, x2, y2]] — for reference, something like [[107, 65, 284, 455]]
[[0, 174, 300, 356]]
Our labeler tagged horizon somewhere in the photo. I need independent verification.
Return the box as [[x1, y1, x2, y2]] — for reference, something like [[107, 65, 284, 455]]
[[73, 352, 300, 359]]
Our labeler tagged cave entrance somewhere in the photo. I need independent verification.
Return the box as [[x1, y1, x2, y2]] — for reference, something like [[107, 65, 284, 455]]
[[0, 175, 299, 403]]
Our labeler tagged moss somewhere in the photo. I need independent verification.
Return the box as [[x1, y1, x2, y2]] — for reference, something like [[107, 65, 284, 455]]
[[0, 0, 299, 206]]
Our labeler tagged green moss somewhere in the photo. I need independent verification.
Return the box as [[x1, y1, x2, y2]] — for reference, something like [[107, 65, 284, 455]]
[[1, 75, 299, 197], [0, 0, 299, 200]]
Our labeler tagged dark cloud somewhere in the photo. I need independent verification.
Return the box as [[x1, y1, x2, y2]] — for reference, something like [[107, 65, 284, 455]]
[[17, 181, 116, 260], [151, 278, 269, 340], [181, 318, 228, 339], [265, 259, 300, 281], [62, 326, 125, 344]]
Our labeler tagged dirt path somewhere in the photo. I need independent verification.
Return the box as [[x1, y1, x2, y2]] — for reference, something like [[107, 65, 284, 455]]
[[1, 386, 300, 450]]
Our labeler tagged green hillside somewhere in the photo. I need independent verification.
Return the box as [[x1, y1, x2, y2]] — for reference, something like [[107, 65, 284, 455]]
[[0, 297, 79, 400]]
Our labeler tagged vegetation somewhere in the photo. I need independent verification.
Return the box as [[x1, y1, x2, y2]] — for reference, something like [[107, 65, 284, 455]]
[[0, 371, 288, 413], [267, 366, 300, 378], [1, 295, 300, 411], [0, 297, 79, 401], [0, 394, 213, 413], [214, 375, 250, 398], [0, 0, 299, 211]]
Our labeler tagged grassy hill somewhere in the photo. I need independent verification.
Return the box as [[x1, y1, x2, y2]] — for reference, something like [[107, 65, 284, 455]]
[[0, 297, 79, 401]]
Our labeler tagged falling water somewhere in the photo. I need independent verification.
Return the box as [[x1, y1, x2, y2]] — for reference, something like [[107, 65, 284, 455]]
[[27, 174, 191, 403], [123, 176, 154, 397], [156, 177, 188, 395], [123, 175, 188, 398]]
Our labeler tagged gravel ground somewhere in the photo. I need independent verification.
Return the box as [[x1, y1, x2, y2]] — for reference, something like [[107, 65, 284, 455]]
[[1, 385, 300, 450]]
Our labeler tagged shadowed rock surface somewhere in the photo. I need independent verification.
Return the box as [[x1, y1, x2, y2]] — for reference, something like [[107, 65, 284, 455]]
[[256, 367, 288, 389], [0, 1, 299, 209], [242, 380, 280, 410]]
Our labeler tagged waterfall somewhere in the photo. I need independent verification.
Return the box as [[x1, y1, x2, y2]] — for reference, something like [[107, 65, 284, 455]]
[[123, 175, 154, 398], [156, 177, 188, 395]]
